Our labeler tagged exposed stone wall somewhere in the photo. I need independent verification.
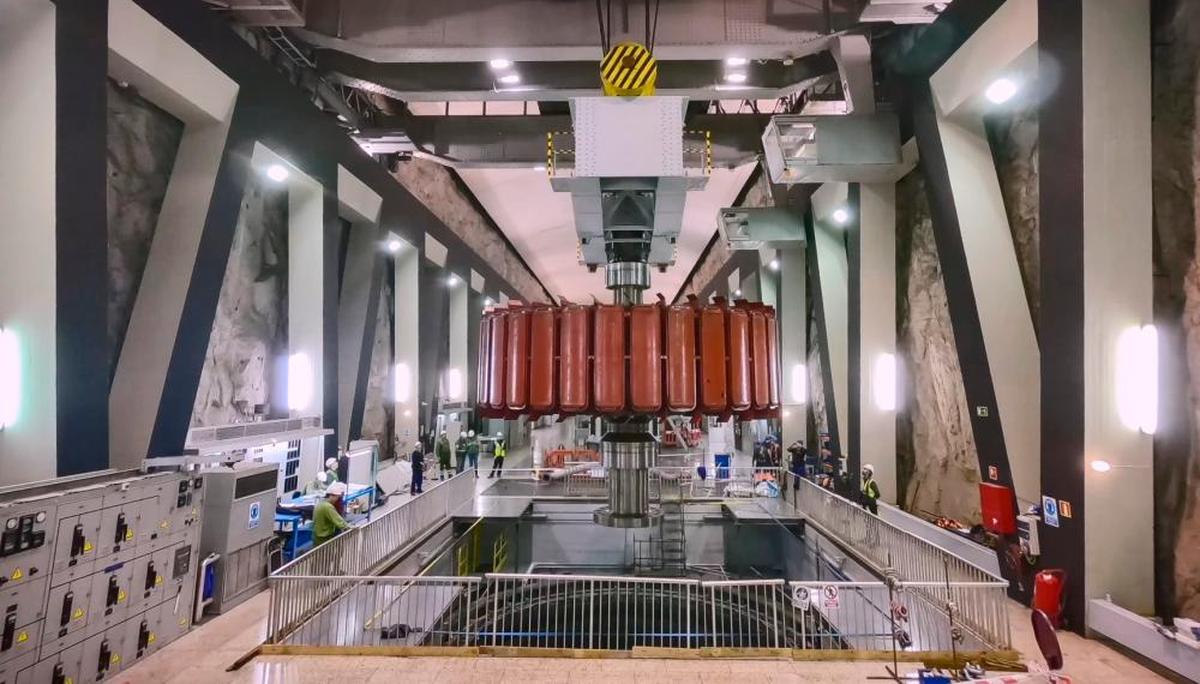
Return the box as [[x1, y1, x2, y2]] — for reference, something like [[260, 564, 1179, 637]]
[[106, 80, 184, 373], [985, 103, 1040, 331], [808, 316, 828, 439], [360, 279, 395, 460], [1152, 0, 1200, 620], [191, 178, 288, 426], [391, 159, 547, 303], [895, 168, 982, 524]]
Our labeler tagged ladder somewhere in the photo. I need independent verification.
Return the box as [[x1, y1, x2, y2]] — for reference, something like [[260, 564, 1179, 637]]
[[658, 475, 686, 574]]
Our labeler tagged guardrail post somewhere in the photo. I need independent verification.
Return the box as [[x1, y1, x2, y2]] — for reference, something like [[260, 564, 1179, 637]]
[[588, 579, 595, 650]]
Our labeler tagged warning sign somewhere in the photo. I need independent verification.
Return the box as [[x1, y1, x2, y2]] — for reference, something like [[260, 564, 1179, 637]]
[[791, 586, 812, 610], [248, 501, 262, 530], [821, 585, 840, 609], [988, 465, 999, 481], [1059, 500, 1073, 518]]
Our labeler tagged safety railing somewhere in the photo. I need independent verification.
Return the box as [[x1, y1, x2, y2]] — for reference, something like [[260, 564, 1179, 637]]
[[267, 471, 476, 642], [780, 473, 1010, 648], [268, 573, 1011, 652], [560, 465, 783, 500]]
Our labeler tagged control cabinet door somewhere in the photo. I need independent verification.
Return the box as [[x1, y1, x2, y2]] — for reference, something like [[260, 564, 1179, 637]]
[[50, 508, 102, 583], [136, 548, 171, 614], [167, 479, 201, 541], [85, 564, 132, 636], [153, 590, 190, 650], [79, 628, 123, 682], [137, 487, 170, 552], [124, 555, 153, 616], [95, 502, 143, 566], [121, 612, 157, 667], [4, 651, 37, 684], [16, 638, 83, 684], [0, 505, 54, 593], [0, 577, 46, 666], [41, 575, 92, 652]]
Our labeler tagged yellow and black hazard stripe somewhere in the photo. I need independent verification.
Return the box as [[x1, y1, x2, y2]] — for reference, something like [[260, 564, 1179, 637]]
[[600, 41, 657, 97]]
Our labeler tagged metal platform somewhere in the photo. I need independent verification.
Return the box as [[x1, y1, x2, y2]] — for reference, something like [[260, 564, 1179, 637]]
[[451, 496, 533, 521]]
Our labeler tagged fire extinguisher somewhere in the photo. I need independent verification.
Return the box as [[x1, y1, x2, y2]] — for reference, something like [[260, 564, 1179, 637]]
[[1033, 569, 1067, 627]]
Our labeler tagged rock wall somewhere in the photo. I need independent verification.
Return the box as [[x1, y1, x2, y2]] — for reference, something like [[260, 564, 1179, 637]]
[[985, 103, 1040, 331], [895, 168, 982, 524], [360, 279, 395, 460], [191, 178, 288, 426], [391, 159, 547, 303], [1152, 0, 1200, 621], [808, 316, 829, 440], [106, 80, 184, 373]]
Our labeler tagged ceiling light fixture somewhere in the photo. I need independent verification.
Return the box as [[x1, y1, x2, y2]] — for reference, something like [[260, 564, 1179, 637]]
[[725, 57, 749, 67], [265, 164, 289, 183], [985, 77, 1018, 105], [498, 73, 521, 85], [489, 58, 513, 70], [725, 72, 748, 84]]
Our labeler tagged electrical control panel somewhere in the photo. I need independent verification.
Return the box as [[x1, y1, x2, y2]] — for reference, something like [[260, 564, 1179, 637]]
[[0, 470, 204, 684]]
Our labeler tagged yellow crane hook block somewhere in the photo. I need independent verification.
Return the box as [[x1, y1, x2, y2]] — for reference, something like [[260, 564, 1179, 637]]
[[600, 41, 657, 97]]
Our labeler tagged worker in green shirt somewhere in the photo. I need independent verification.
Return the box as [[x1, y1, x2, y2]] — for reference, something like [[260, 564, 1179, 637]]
[[436, 432, 452, 480], [312, 482, 350, 546]]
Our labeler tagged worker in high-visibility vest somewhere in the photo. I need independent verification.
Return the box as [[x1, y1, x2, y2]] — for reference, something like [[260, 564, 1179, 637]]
[[860, 464, 881, 515], [489, 433, 507, 478]]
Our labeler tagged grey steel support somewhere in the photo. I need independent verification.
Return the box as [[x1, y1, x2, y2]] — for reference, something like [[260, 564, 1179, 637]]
[[593, 419, 661, 529]]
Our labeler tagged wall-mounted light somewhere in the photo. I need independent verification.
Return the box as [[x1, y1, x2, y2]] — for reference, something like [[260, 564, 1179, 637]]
[[483, 297, 494, 307], [790, 363, 807, 404], [403, 409, 413, 418], [265, 164, 289, 183], [733, 289, 743, 297], [872, 353, 898, 412], [724, 72, 748, 84], [498, 73, 521, 85], [725, 56, 749, 67], [394, 362, 412, 403], [386, 238, 403, 253], [0, 327, 19, 430], [445, 368, 464, 401], [832, 207, 850, 225], [768, 258, 780, 271], [985, 77, 1018, 105], [488, 58, 513, 70], [1115, 324, 1157, 434], [1090, 459, 1149, 474], [447, 274, 461, 287], [287, 352, 313, 411]]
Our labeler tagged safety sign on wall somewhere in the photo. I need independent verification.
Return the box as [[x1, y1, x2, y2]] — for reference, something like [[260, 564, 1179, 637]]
[[821, 584, 840, 609], [791, 586, 812, 611], [248, 501, 262, 530], [1041, 495, 1059, 528]]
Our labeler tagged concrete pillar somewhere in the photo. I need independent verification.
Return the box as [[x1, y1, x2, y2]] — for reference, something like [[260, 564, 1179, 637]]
[[1040, 0, 1154, 624], [859, 183, 897, 502], [810, 183, 850, 456], [393, 240, 419, 452], [0, 0, 57, 484], [777, 247, 807, 450]]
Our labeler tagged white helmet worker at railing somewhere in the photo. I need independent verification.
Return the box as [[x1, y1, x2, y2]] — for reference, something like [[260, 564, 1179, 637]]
[[313, 482, 350, 547], [489, 431, 507, 478], [324, 457, 340, 485], [860, 464, 880, 515]]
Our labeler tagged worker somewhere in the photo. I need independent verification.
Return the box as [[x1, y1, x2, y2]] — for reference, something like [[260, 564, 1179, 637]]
[[454, 432, 468, 474], [313, 482, 350, 546], [466, 429, 480, 477], [436, 431, 452, 480], [786, 440, 807, 488], [489, 432, 506, 478], [410, 442, 425, 494], [860, 464, 881, 515], [305, 470, 329, 495], [324, 457, 340, 485]]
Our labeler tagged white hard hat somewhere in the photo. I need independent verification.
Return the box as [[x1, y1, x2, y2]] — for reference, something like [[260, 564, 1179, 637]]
[[862, 464, 875, 476], [327, 482, 347, 497], [496, 432, 503, 438], [468, 430, 475, 437], [316, 471, 328, 484], [325, 458, 338, 469]]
